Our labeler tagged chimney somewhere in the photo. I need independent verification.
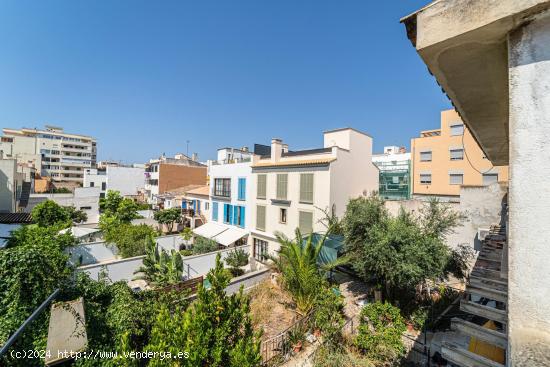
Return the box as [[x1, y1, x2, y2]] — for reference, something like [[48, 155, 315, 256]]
[[282, 144, 289, 153], [192, 153, 198, 161], [271, 138, 283, 162]]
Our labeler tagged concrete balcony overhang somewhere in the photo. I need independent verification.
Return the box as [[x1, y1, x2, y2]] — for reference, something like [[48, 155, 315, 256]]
[[401, 0, 550, 166]]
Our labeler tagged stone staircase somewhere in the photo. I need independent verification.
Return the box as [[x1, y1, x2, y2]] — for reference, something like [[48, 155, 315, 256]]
[[442, 224, 508, 367]]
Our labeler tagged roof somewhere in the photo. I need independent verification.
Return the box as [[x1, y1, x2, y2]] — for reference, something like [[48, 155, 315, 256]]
[[186, 185, 210, 197], [192, 222, 247, 246], [252, 157, 336, 169], [59, 227, 101, 238], [323, 127, 372, 138], [0, 212, 32, 224], [165, 184, 205, 196]]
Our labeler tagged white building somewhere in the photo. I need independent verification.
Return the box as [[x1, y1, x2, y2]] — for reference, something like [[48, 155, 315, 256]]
[[26, 187, 101, 224], [249, 128, 378, 261], [0, 154, 33, 212], [191, 148, 253, 248], [0, 125, 96, 184], [84, 165, 145, 198]]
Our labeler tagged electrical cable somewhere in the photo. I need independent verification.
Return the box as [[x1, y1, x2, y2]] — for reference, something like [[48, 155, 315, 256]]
[[462, 130, 495, 175]]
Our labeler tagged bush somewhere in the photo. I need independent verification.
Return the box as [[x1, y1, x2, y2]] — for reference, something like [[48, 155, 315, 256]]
[[192, 236, 219, 255], [31, 200, 71, 227], [356, 302, 406, 364], [313, 286, 345, 346], [104, 223, 157, 258], [180, 249, 193, 257]]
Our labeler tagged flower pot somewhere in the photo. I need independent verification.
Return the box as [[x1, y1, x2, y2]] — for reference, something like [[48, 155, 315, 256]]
[[292, 341, 303, 353]]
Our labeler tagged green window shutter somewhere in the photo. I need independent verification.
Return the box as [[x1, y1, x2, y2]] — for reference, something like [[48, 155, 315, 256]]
[[299, 173, 314, 203], [256, 205, 266, 231], [298, 211, 313, 234], [276, 174, 288, 200], [257, 174, 267, 199]]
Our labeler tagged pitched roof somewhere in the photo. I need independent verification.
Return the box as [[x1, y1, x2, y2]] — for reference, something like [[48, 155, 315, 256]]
[[0, 212, 32, 224], [251, 158, 336, 169], [165, 184, 204, 196], [186, 185, 210, 197]]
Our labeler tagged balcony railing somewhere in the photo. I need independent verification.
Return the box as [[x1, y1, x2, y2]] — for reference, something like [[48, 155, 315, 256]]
[[211, 157, 251, 165]]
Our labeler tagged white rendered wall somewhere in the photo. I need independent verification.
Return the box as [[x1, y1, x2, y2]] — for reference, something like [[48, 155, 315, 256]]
[[27, 187, 101, 223], [107, 166, 145, 196], [508, 10, 550, 365]]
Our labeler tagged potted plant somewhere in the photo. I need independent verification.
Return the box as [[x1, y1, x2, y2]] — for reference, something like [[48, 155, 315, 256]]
[[288, 327, 304, 353]]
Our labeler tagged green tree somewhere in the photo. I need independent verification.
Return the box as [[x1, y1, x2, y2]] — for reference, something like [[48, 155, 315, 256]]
[[342, 196, 467, 301], [271, 229, 347, 315], [100, 190, 139, 223], [103, 223, 157, 258], [31, 200, 71, 227], [0, 226, 75, 366], [146, 254, 262, 366], [355, 302, 406, 364], [64, 205, 88, 224], [192, 236, 219, 255], [225, 248, 249, 277], [154, 208, 182, 233], [180, 227, 193, 242], [313, 285, 345, 348]]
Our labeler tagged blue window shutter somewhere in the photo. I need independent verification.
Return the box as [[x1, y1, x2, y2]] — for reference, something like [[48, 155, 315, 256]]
[[240, 207, 245, 227], [223, 204, 228, 223], [228, 205, 234, 225], [182, 201, 187, 209], [238, 178, 246, 200], [232, 205, 238, 225], [212, 202, 218, 221]]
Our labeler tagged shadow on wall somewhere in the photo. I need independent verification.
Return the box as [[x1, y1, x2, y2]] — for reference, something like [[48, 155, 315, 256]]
[[0, 169, 11, 212]]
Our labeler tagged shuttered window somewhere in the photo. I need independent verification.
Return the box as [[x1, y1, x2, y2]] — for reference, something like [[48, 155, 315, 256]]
[[420, 174, 432, 185], [298, 211, 313, 234], [276, 174, 288, 200], [420, 151, 432, 162], [256, 205, 266, 231], [257, 174, 267, 199], [212, 202, 218, 221], [449, 174, 464, 185], [450, 124, 464, 136], [238, 178, 246, 200], [299, 173, 314, 203], [450, 148, 464, 160]]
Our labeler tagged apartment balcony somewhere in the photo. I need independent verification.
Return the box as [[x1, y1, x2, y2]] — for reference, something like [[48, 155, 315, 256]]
[[61, 145, 92, 152]]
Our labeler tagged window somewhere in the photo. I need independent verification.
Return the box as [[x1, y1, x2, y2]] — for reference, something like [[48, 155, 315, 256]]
[[254, 238, 268, 262], [298, 211, 313, 234], [450, 124, 464, 136], [483, 173, 498, 186], [212, 202, 219, 221], [101, 182, 106, 190], [100, 193, 105, 199], [90, 182, 95, 187], [256, 205, 266, 231], [79, 206, 92, 210], [299, 173, 314, 203], [205, 202, 210, 211], [257, 174, 267, 199], [280, 208, 287, 224], [234, 206, 245, 228], [214, 178, 231, 197], [224, 204, 233, 224], [276, 174, 288, 200], [238, 178, 246, 200], [449, 173, 464, 185], [420, 173, 432, 185], [450, 148, 464, 160], [420, 151, 432, 162]]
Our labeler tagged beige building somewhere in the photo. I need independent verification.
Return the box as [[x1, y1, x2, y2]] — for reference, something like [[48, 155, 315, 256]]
[[0, 125, 97, 185], [411, 109, 508, 201], [249, 128, 379, 261]]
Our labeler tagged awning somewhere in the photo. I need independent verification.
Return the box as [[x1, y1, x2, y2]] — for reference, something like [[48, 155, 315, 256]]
[[213, 226, 248, 247], [192, 222, 227, 239]]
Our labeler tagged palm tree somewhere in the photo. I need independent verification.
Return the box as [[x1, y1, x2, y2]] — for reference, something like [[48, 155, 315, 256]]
[[270, 228, 348, 315], [134, 236, 184, 286]]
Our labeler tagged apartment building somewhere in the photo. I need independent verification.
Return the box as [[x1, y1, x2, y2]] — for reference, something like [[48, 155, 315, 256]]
[[0, 154, 33, 212], [249, 128, 378, 261], [144, 153, 207, 207], [84, 165, 145, 198], [0, 125, 96, 184], [192, 147, 253, 247], [372, 146, 411, 200], [411, 109, 508, 201]]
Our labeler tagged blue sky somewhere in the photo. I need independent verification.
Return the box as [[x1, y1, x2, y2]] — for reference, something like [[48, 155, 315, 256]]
[[0, 0, 450, 163]]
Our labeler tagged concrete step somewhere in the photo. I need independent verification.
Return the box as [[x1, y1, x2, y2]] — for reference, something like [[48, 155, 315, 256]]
[[471, 268, 503, 280], [451, 318, 507, 349], [460, 299, 507, 324], [467, 284, 507, 303], [478, 254, 502, 264], [441, 342, 505, 367], [479, 251, 502, 262], [470, 276, 508, 292]]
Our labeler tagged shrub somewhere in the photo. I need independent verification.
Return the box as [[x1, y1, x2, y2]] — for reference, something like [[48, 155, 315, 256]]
[[31, 200, 70, 227], [192, 236, 219, 255], [313, 286, 345, 346], [356, 302, 406, 364], [104, 223, 157, 258]]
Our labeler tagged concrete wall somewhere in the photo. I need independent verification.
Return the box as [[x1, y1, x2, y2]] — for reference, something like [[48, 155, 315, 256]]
[[67, 241, 119, 266], [0, 159, 18, 212], [508, 10, 550, 364], [107, 166, 145, 196]]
